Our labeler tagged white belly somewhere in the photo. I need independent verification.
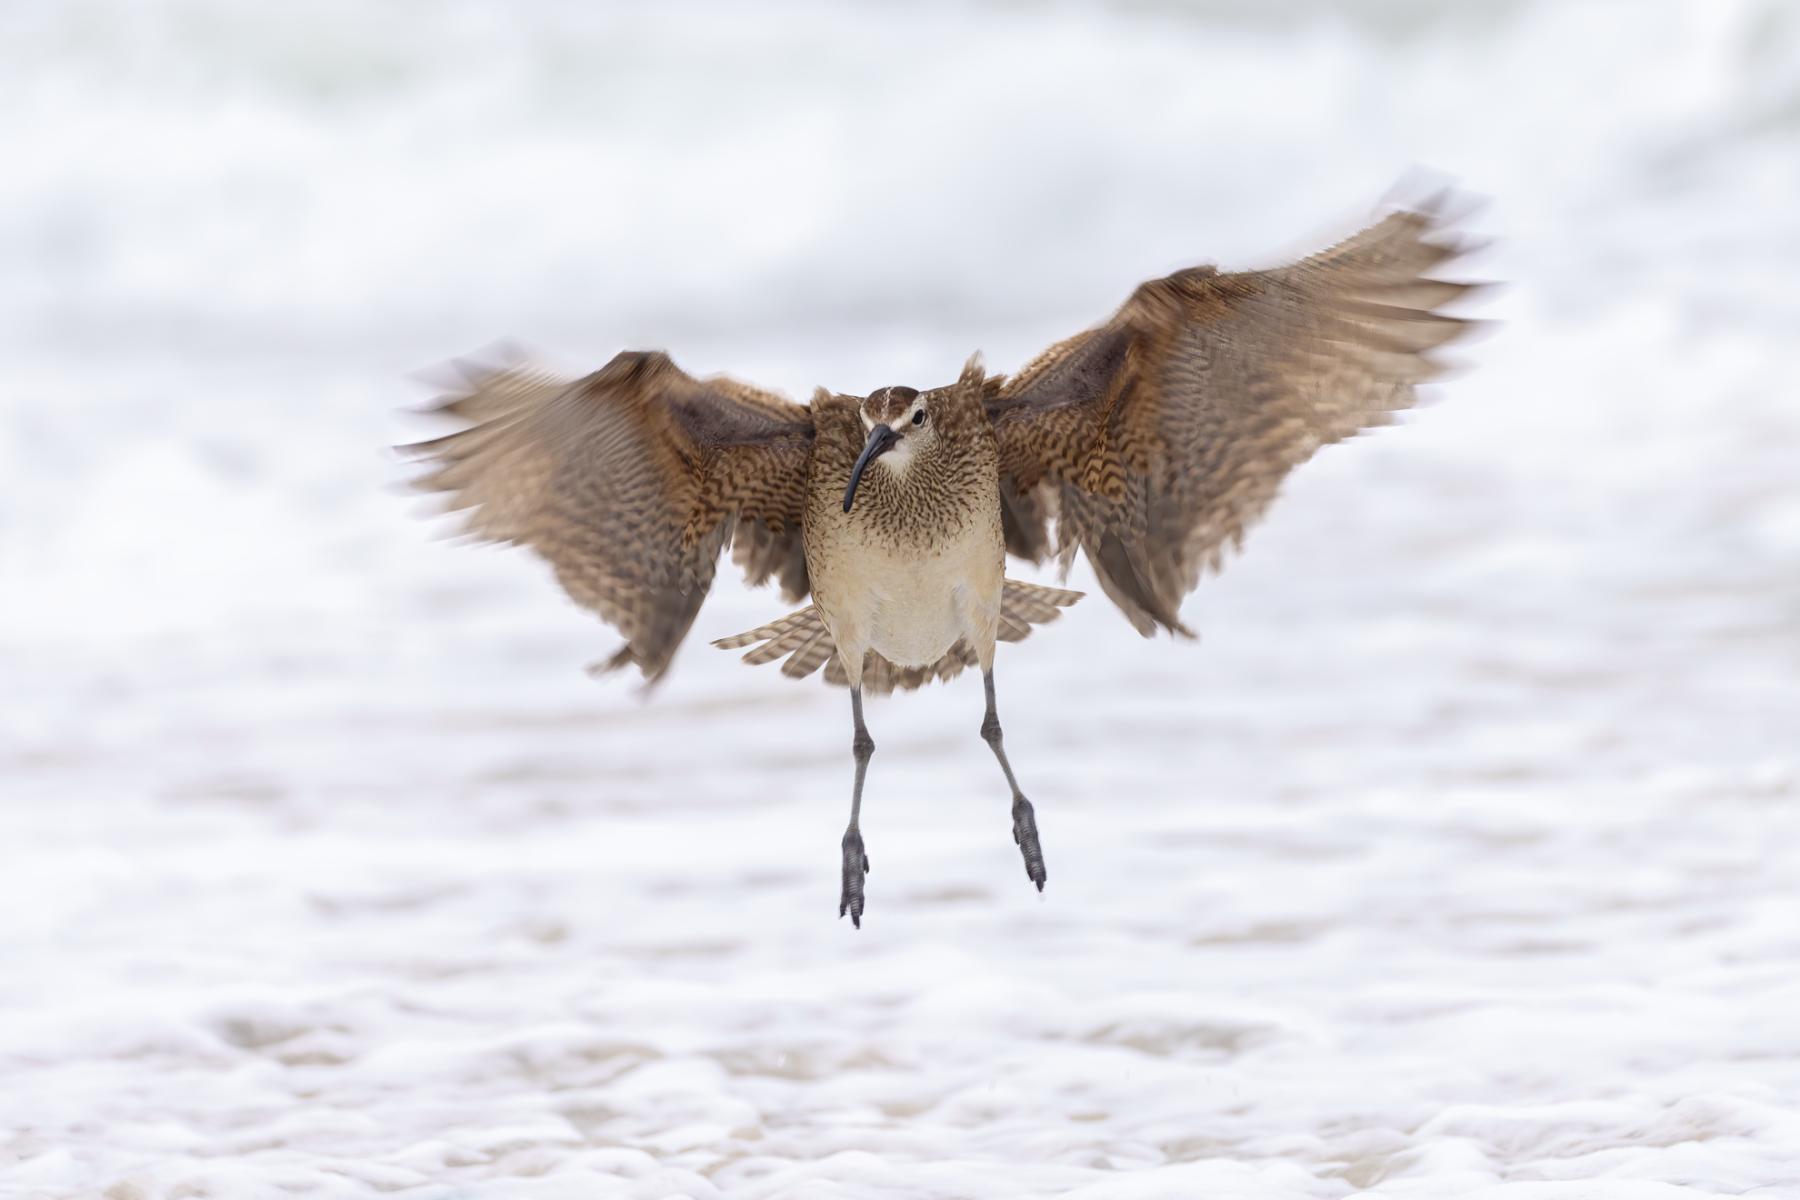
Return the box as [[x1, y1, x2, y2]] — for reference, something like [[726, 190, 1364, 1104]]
[[811, 516, 1003, 670], [861, 549, 970, 666]]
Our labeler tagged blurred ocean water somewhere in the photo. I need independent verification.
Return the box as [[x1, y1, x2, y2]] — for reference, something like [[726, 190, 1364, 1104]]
[[3, 1, 1799, 1197]]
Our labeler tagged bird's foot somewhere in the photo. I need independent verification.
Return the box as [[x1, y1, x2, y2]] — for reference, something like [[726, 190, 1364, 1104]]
[[1011, 797, 1047, 891], [839, 828, 871, 928]]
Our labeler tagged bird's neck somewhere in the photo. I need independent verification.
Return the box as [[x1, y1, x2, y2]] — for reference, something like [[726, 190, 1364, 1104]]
[[856, 436, 984, 542]]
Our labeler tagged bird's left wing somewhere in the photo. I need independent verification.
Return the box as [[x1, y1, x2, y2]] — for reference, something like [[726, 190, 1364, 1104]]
[[402, 349, 815, 684], [987, 200, 1482, 635]]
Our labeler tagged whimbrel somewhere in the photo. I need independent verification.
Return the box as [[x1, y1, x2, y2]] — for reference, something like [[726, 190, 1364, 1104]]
[[404, 198, 1481, 927]]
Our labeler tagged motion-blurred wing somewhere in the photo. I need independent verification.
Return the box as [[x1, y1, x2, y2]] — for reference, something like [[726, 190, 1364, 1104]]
[[987, 199, 1482, 635], [403, 348, 815, 684]]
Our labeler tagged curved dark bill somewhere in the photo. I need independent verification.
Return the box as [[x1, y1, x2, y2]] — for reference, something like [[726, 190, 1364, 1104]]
[[842, 423, 899, 512]]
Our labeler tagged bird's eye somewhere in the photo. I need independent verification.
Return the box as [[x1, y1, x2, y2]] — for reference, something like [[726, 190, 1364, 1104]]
[[911, 409, 926, 426]]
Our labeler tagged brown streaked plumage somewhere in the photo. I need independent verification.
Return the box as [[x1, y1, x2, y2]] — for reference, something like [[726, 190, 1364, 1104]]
[[407, 348, 814, 684], [402, 195, 1484, 927], [986, 205, 1479, 637]]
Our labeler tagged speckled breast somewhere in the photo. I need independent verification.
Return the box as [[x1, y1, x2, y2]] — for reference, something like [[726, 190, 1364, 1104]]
[[803, 456, 1003, 667]]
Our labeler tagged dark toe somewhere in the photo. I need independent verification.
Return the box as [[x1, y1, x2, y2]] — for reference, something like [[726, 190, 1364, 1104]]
[[1012, 798, 1047, 890], [840, 830, 869, 928]]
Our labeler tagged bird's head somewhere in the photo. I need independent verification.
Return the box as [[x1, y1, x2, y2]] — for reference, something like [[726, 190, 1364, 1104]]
[[843, 384, 934, 512]]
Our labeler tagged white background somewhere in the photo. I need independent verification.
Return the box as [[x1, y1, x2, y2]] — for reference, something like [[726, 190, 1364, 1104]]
[[3, 1, 1798, 1196]]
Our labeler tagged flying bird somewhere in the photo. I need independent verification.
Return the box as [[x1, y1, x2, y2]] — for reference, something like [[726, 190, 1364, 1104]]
[[403, 196, 1482, 927]]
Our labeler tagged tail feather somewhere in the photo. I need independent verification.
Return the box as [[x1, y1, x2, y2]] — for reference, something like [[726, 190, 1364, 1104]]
[[716, 606, 821, 664], [781, 628, 836, 679], [711, 579, 1083, 694]]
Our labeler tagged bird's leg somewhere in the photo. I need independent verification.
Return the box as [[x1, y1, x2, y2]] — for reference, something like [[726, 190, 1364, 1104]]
[[840, 686, 874, 928], [981, 669, 1045, 891]]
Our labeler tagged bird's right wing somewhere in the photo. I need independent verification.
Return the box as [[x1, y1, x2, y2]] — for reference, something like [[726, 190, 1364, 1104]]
[[987, 199, 1483, 635], [402, 349, 816, 684]]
